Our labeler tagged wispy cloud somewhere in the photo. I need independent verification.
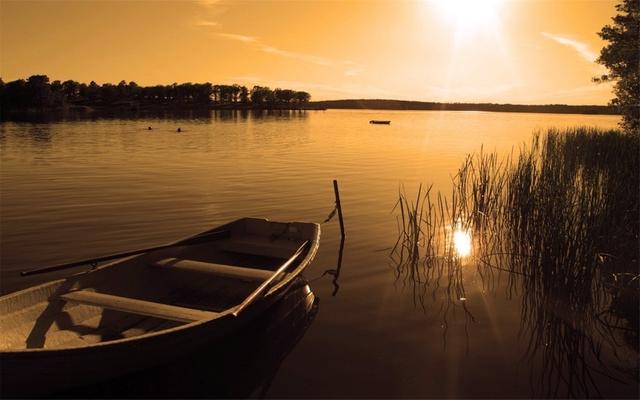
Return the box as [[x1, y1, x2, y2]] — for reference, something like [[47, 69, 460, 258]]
[[344, 68, 363, 77], [216, 31, 360, 74], [230, 76, 393, 100], [217, 32, 257, 43], [541, 32, 598, 62], [195, 20, 218, 28], [260, 46, 336, 67]]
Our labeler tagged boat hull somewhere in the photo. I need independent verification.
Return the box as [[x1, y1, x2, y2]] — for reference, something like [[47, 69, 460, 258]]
[[1, 283, 286, 396], [0, 218, 320, 396]]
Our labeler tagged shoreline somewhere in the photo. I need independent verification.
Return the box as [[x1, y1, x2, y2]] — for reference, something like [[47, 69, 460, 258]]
[[1, 100, 620, 119], [310, 99, 619, 116]]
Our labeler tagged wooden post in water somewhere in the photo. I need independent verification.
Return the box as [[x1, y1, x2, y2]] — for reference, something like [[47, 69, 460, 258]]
[[333, 179, 346, 238]]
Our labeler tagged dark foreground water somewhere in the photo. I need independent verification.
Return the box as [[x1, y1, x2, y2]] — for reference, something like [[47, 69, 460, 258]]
[[1, 110, 637, 398]]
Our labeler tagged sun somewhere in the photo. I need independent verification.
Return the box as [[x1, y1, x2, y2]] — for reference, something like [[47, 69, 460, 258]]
[[435, 0, 503, 32]]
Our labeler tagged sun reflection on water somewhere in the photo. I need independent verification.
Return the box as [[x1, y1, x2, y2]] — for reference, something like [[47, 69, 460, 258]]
[[453, 225, 472, 257]]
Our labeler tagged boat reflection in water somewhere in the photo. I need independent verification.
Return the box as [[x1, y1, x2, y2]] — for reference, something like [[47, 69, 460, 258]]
[[55, 279, 318, 398]]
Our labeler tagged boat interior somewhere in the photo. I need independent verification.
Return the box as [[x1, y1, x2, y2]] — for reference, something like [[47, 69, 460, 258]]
[[0, 218, 318, 351]]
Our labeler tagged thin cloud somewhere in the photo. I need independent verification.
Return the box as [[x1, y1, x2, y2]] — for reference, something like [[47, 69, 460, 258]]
[[260, 46, 335, 66], [195, 20, 218, 28], [216, 31, 357, 72], [344, 68, 363, 77], [541, 32, 598, 62], [217, 33, 257, 43], [194, 0, 225, 27], [229, 76, 394, 100]]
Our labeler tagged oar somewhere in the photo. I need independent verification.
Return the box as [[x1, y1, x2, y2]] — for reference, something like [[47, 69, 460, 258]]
[[233, 240, 309, 317], [20, 229, 231, 277]]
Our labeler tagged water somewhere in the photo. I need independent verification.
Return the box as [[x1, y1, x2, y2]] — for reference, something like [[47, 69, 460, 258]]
[[1, 110, 636, 397]]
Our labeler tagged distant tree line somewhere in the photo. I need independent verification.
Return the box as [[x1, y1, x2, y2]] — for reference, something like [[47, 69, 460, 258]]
[[311, 99, 619, 115], [0, 75, 311, 111]]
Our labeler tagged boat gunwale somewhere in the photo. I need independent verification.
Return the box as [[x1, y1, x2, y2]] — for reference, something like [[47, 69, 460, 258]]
[[0, 218, 321, 355]]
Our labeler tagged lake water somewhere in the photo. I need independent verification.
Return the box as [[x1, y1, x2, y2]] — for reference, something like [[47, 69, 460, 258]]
[[1, 110, 636, 397]]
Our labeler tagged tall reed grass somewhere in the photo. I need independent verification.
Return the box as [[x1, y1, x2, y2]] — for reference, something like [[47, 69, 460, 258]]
[[391, 127, 639, 396]]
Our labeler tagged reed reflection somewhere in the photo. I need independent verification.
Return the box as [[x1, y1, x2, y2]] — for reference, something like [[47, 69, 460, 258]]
[[391, 128, 639, 397]]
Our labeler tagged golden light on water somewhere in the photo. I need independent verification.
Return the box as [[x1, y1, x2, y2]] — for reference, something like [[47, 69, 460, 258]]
[[453, 227, 472, 257]]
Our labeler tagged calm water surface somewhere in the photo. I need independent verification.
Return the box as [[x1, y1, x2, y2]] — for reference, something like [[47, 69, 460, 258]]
[[1, 110, 635, 397]]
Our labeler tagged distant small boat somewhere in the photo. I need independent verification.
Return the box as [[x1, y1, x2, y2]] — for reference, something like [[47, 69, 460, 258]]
[[369, 120, 391, 124], [0, 217, 320, 396]]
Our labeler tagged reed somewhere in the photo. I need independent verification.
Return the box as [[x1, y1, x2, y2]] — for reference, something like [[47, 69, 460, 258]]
[[391, 127, 639, 395]]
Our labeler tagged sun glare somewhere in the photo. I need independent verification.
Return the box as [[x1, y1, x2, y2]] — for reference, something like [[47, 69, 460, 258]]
[[453, 227, 472, 258], [435, 0, 503, 32]]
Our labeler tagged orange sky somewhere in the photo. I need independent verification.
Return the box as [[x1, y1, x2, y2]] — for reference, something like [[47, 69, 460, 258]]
[[0, 0, 618, 104]]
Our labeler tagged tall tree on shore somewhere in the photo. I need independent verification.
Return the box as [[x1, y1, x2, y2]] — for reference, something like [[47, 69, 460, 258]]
[[128, 81, 139, 100], [239, 85, 249, 104], [274, 88, 296, 104], [62, 80, 80, 101], [250, 86, 273, 105], [26, 75, 52, 107], [85, 81, 101, 103], [595, 0, 639, 133], [294, 91, 311, 105]]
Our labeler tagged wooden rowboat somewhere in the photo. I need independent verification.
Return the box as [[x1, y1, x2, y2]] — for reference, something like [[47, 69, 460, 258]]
[[369, 120, 391, 124], [0, 217, 320, 396], [58, 279, 319, 397]]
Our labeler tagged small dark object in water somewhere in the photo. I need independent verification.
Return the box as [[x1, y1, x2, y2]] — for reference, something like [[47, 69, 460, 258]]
[[370, 120, 391, 125], [147, 126, 152, 130], [177, 128, 182, 132]]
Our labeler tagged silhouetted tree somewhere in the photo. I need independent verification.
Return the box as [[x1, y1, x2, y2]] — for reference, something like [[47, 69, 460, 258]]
[[50, 80, 65, 106], [85, 81, 100, 103], [231, 84, 242, 103], [4, 79, 28, 108], [101, 83, 117, 104], [26, 75, 52, 107], [219, 85, 236, 103], [116, 80, 129, 99], [239, 85, 249, 104], [595, 0, 639, 133], [62, 80, 80, 101], [212, 85, 221, 103], [128, 81, 139, 100], [250, 86, 274, 105], [294, 91, 311, 105], [194, 83, 213, 104], [274, 88, 296, 104]]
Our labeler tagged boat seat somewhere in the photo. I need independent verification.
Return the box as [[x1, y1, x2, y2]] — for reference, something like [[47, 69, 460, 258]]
[[153, 258, 282, 282], [218, 236, 302, 259], [59, 290, 219, 323]]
